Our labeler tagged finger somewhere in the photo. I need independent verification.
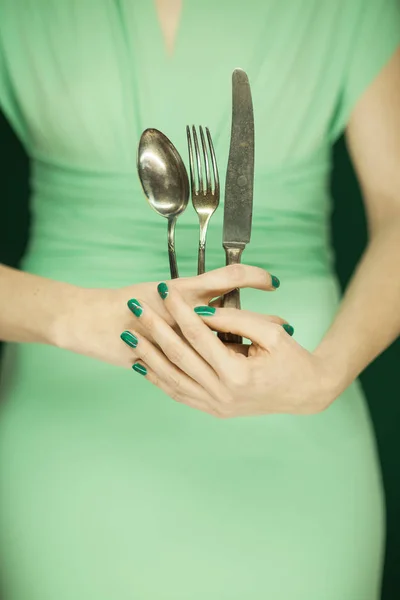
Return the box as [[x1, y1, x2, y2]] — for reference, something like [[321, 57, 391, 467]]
[[179, 264, 280, 299], [121, 329, 221, 413], [127, 330, 217, 405], [193, 307, 295, 350], [130, 359, 219, 417], [202, 309, 287, 328], [159, 285, 236, 376], [125, 297, 226, 400]]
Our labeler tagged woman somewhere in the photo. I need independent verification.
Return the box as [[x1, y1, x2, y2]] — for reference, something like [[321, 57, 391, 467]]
[[0, 1, 399, 598]]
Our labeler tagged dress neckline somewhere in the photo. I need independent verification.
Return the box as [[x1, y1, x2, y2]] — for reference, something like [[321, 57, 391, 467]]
[[153, 0, 184, 58], [147, 0, 188, 63]]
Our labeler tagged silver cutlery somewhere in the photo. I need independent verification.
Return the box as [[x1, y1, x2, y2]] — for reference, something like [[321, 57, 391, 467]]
[[137, 128, 189, 279], [218, 69, 255, 345], [186, 125, 220, 275]]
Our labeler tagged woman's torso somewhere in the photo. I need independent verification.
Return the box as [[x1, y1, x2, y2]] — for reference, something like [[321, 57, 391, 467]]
[[0, 0, 356, 287], [0, 4, 388, 598]]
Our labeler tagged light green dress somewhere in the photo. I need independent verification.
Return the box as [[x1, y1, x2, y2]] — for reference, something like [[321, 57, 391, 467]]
[[0, 1, 399, 598]]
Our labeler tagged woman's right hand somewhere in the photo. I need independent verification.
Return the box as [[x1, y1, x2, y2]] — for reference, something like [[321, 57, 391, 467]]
[[54, 264, 280, 368]]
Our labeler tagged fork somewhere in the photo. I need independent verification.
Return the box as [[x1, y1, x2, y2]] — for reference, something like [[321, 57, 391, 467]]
[[186, 125, 220, 275]]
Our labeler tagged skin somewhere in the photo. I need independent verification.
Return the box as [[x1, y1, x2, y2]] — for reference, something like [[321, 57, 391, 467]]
[[315, 47, 400, 385], [0, 8, 398, 420], [119, 47, 400, 418], [121, 287, 330, 418], [0, 262, 281, 367], [154, 0, 183, 56]]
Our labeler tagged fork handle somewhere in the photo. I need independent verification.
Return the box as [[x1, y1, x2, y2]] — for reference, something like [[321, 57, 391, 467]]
[[197, 216, 211, 276], [217, 246, 244, 344], [198, 241, 206, 276]]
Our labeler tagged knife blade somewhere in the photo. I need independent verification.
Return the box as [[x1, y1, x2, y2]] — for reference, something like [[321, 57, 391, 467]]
[[218, 68, 255, 344]]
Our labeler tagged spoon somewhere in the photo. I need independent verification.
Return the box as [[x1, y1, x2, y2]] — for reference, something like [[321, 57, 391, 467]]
[[137, 128, 189, 279]]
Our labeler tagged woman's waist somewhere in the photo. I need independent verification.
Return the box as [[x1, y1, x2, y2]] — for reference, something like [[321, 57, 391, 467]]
[[25, 207, 335, 284], [22, 235, 335, 286], [28, 154, 335, 283]]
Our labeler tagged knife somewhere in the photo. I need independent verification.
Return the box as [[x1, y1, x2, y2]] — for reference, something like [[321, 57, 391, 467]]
[[218, 68, 255, 344]]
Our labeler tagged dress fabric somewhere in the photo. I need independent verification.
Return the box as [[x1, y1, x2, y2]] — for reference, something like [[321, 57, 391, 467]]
[[0, 1, 399, 598]]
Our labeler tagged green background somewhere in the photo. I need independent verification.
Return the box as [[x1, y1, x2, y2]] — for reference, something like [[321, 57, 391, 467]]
[[0, 109, 399, 598]]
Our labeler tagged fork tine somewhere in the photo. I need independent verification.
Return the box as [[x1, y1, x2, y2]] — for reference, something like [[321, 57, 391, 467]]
[[199, 126, 211, 193], [192, 126, 203, 193], [186, 125, 197, 194], [206, 127, 219, 196]]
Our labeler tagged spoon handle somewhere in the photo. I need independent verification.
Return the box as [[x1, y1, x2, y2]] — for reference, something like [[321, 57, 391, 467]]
[[167, 216, 179, 279]]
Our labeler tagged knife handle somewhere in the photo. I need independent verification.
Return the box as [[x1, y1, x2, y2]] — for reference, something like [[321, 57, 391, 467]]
[[217, 247, 244, 344]]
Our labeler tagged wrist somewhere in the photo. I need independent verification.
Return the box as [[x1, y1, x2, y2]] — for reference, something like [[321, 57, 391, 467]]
[[52, 283, 149, 357], [313, 343, 352, 404], [51, 284, 102, 351]]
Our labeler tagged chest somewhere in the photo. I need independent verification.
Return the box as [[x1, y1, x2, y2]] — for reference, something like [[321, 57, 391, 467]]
[[1, 0, 350, 169]]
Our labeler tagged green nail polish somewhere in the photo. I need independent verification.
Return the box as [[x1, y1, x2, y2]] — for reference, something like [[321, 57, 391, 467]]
[[120, 330, 138, 349], [157, 282, 169, 300], [282, 324, 294, 336], [194, 305, 216, 317], [271, 275, 280, 289], [132, 362, 147, 376], [127, 298, 143, 317]]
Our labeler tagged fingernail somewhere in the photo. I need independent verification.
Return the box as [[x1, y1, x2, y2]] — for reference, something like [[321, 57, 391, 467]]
[[271, 275, 280, 289], [157, 282, 169, 300], [194, 305, 216, 317], [282, 324, 294, 336], [132, 362, 147, 376], [120, 330, 138, 349], [127, 298, 143, 317]]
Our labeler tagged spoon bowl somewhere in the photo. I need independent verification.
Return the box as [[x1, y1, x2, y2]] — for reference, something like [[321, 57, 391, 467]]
[[137, 129, 189, 278]]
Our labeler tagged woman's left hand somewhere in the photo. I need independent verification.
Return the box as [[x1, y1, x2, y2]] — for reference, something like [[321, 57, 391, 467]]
[[121, 283, 336, 418]]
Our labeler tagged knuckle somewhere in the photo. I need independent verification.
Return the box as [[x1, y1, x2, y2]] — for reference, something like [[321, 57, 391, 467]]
[[141, 312, 155, 334], [212, 405, 225, 419], [214, 386, 234, 405], [137, 345, 149, 363], [270, 324, 286, 347], [166, 343, 184, 365], [223, 369, 249, 390], [214, 390, 236, 416], [226, 263, 246, 281], [168, 372, 182, 392], [208, 409, 220, 418], [170, 390, 184, 404], [268, 314, 285, 325], [214, 412, 226, 420], [149, 372, 160, 388], [181, 321, 201, 341], [170, 276, 186, 291], [214, 404, 233, 419]]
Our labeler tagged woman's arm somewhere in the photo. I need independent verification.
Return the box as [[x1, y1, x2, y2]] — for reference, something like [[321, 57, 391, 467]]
[[315, 47, 400, 398], [0, 261, 276, 369], [0, 263, 82, 344]]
